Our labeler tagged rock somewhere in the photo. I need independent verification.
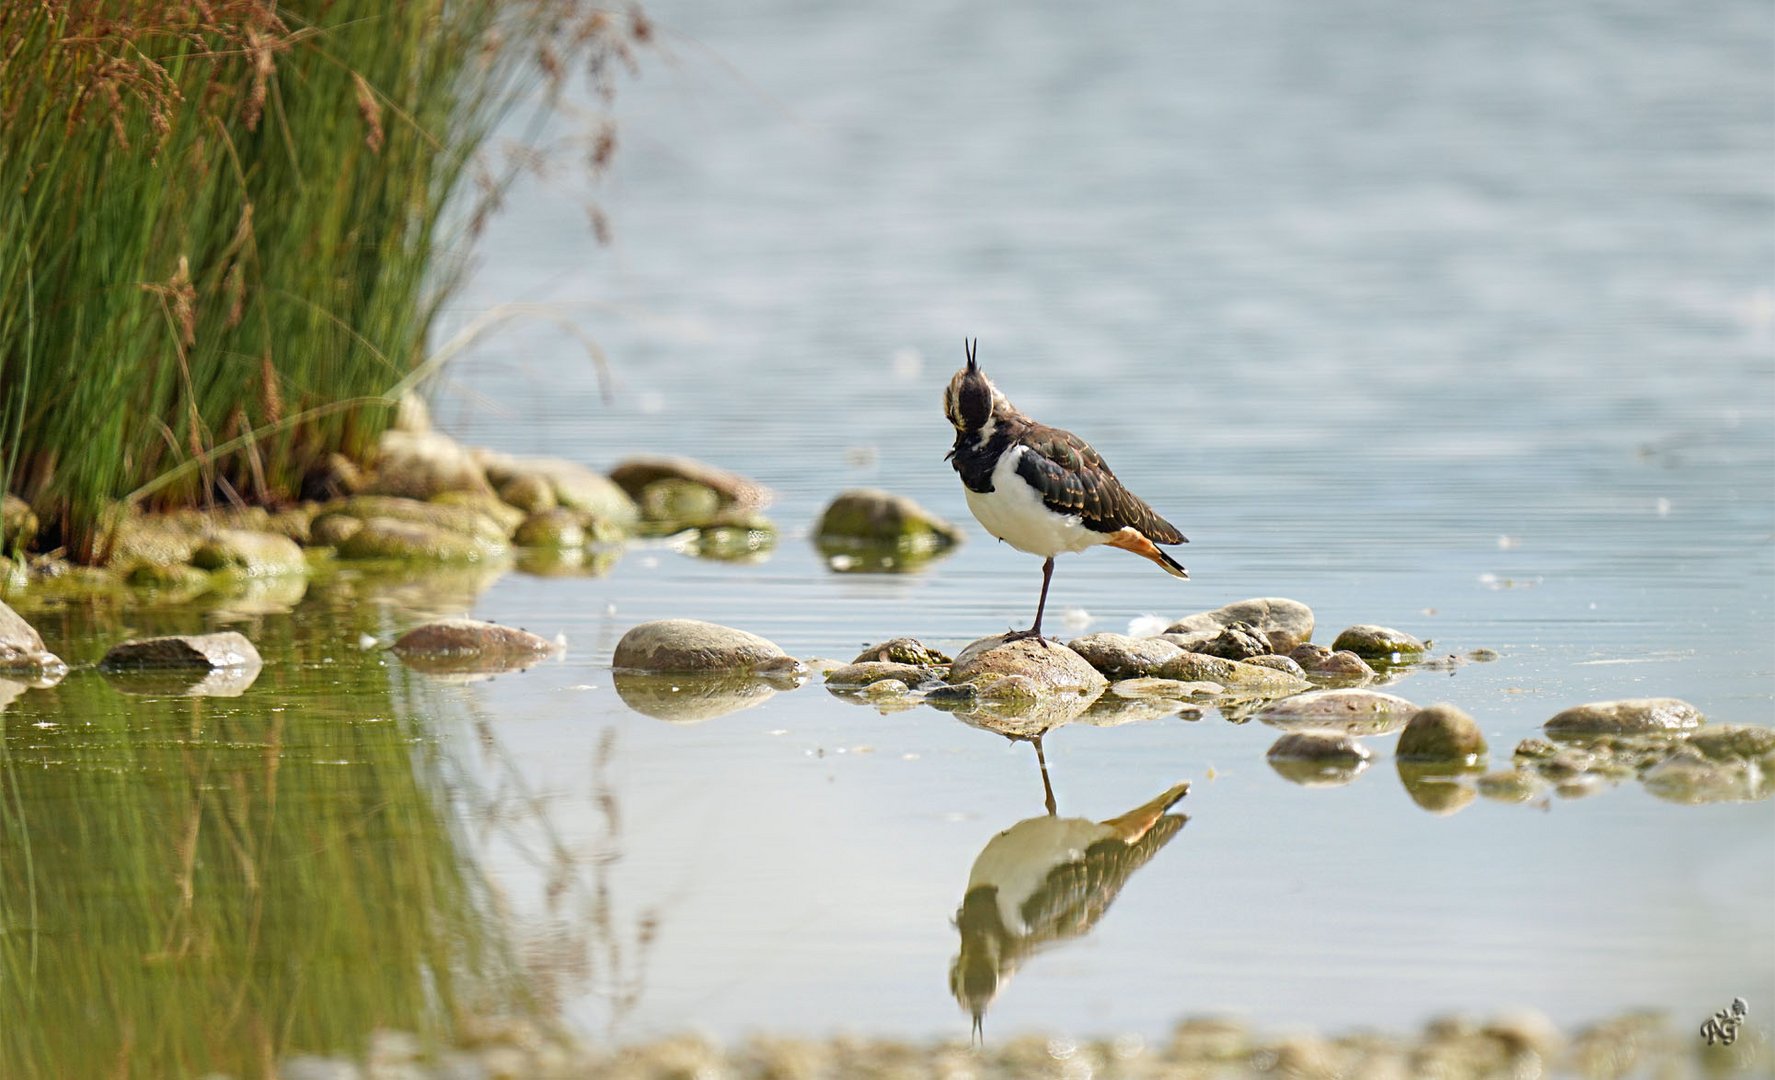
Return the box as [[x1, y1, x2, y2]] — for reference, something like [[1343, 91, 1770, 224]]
[[1254, 688, 1421, 736], [1165, 597, 1315, 654], [321, 495, 509, 545], [1290, 643, 1376, 682], [497, 472, 557, 514], [1477, 769, 1543, 803], [430, 491, 525, 536], [1513, 737, 1558, 760], [1468, 648, 1502, 662], [190, 528, 308, 577], [1109, 677, 1220, 699], [852, 637, 951, 667], [686, 521, 777, 562], [392, 619, 561, 675], [1267, 729, 1373, 785], [824, 661, 934, 689], [1686, 724, 1775, 764], [101, 631, 261, 671], [0, 599, 67, 676], [813, 489, 964, 558], [612, 619, 799, 675], [476, 451, 640, 528], [1331, 624, 1427, 661], [639, 478, 722, 527], [1397, 703, 1489, 763], [1184, 624, 1271, 661], [1641, 748, 1769, 805], [514, 508, 588, 549], [1066, 632, 1184, 677], [612, 671, 783, 723], [948, 635, 1108, 696], [309, 512, 363, 548], [367, 428, 492, 499], [2, 493, 37, 548], [609, 454, 771, 513], [337, 517, 506, 562], [105, 514, 207, 570], [1544, 697, 1705, 736], [1396, 762, 1478, 815], [1152, 651, 1310, 696], [124, 561, 212, 591], [1242, 654, 1306, 678]]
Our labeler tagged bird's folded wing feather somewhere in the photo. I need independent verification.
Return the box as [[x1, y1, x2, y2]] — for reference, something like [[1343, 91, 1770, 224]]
[[1014, 424, 1186, 543]]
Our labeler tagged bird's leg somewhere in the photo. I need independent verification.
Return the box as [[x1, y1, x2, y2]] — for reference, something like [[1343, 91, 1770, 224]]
[[1005, 557, 1056, 643], [1033, 735, 1057, 816]]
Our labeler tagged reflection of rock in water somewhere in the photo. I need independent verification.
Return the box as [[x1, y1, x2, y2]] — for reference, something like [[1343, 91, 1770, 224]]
[[101, 665, 262, 698], [950, 782, 1189, 1038], [612, 670, 783, 723]]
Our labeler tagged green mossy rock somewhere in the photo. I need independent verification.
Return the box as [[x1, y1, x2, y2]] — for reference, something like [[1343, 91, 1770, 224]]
[[336, 517, 506, 563], [1153, 651, 1310, 696], [514, 509, 589, 549], [2, 494, 38, 548], [851, 637, 952, 667], [309, 513, 365, 548], [322, 495, 508, 545], [825, 661, 935, 688], [639, 479, 722, 528], [496, 472, 557, 515], [1331, 624, 1428, 661], [191, 528, 308, 577], [813, 489, 963, 556], [1397, 703, 1489, 763], [431, 491, 525, 536]]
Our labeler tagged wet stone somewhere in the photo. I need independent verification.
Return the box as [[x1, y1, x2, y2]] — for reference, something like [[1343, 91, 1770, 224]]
[[1686, 724, 1775, 763], [1331, 624, 1427, 661], [1641, 748, 1769, 805], [1182, 623, 1271, 661], [949, 634, 1108, 696], [190, 528, 308, 577], [1109, 677, 1220, 699], [1513, 737, 1558, 760], [1544, 697, 1705, 736], [513, 508, 588, 549], [1066, 632, 1184, 677], [496, 471, 557, 514], [813, 489, 963, 555], [609, 454, 771, 513], [367, 428, 492, 500], [324, 495, 510, 545], [392, 619, 560, 675], [337, 517, 505, 563], [1243, 654, 1306, 678], [1290, 643, 1376, 682], [639, 478, 723, 527], [430, 491, 526, 536], [101, 631, 261, 672], [1268, 729, 1372, 764], [1165, 597, 1315, 654], [1397, 703, 1489, 763], [2, 493, 38, 547], [0, 599, 67, 677], [825, 661, 934, 689], [477, 451, 640, 527], [1152, 651, 1309, 696], [1255, 688, 1420, 735], [613, 618, 799, 675], [852, 637, 951, 667]]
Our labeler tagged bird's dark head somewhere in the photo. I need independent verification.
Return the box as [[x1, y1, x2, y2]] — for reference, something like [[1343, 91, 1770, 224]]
[[944, 338, 1001, 435]]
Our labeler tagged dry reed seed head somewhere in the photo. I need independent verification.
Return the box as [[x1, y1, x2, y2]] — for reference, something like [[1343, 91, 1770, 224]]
[[589, 121, 617, 171], [260, 351, 283, 425], [351, 72, 384, 154], [629, 5, 653, 43], [586, 203, 611, 246]]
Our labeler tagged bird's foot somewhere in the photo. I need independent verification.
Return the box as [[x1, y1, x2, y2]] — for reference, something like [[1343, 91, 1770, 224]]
[[1002, 627, 1048, 645]]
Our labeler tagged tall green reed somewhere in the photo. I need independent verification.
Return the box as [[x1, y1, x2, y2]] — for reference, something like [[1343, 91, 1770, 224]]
[[0, 2, 644, 562]]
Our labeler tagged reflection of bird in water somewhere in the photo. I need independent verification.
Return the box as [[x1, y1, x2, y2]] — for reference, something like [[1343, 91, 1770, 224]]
[[950, 780, 1190, 1039]]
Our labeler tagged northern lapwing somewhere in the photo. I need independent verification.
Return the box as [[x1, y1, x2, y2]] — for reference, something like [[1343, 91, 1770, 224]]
[[949, 781, 1190, 1040], [944, 340, 1188, 641]]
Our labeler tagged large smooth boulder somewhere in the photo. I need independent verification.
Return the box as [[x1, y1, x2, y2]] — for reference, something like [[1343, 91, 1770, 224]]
[[613, 619, 799, 675], [336, 517, 505, 562], [1544, 698, 1705, 736], [947, 635, 1108, 696], [1165, 598, 1315, 654], [0, 600, 66, 677], [392, 619, 561, 675]]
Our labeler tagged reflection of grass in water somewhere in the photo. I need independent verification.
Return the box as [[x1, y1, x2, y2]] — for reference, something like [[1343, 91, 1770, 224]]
[[0, 605, 520, 1078]]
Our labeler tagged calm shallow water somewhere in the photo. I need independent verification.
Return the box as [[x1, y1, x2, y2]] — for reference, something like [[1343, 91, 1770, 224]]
[[5, 0, 1774, 1071]]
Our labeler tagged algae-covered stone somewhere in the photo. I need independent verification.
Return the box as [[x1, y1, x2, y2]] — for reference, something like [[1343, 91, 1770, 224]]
[[814, 489, 963, 557], [1544, 697, 1704, 736], [514, 508, 589, 549], [1153, 651, 1309, 696], [101, 631, 261, 671], [687, 521, 777, 562], [1166, 598, 1315, 654], [1331, 624, 1427, 661], [323, 495, 508, 545], [948, 634, 1108, 696], [1686, 724, 1775, 764], [0, 599, 66, 676], [640, 478, 722, 527], [1513, 737, 1558, 760], [1066, 632, 1184, 677], [609, 454, 771, 513], [497, 472, 558, 514], [852, 637, 951, 667], [613, 619, 798, 675], [337, 517, 505, 562], [1254, 688, 1420, 736], [477, 451, 640, 527], [1397, 703, 1489, 763], [106, 514, 207, 570], [309, 513, 365, 548], [825, 661, 934, 689], [1243, 654, 1307, 678], [393, 619, 561, 675], [2, 494, 37, 548], [191, 528, 308, 577], [430, 491, 525, 537]]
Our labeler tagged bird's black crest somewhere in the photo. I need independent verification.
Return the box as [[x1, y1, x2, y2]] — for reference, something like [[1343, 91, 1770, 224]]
[[964, 337, 978, 373]]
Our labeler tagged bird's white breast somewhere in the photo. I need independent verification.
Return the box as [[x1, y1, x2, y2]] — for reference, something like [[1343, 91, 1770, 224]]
[[964, 445, 1109, 558], [967, 816, 1114, 935]]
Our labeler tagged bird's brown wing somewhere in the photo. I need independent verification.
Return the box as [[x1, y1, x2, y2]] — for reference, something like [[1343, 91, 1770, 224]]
[[1012, 421, 1187, 544]]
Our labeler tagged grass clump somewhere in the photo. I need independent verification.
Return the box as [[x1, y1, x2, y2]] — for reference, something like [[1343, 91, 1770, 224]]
[[0, 1, 647, 562]]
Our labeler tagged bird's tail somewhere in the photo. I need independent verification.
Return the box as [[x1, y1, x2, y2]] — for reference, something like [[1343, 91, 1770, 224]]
[[1101, 781, 1190, 843], [1106, 528, 1189, 579]]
